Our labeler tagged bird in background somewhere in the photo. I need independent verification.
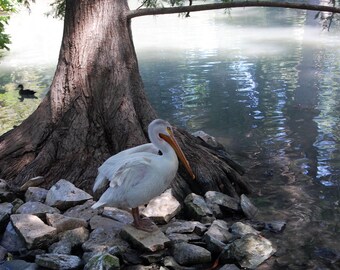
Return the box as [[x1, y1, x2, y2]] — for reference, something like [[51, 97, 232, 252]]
[[92, 118, 195, 232], [17, 84, 37, 96]]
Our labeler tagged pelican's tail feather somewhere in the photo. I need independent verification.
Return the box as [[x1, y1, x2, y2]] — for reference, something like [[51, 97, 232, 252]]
[[93, 173, 108, 193], [91, 201, 106, 209]]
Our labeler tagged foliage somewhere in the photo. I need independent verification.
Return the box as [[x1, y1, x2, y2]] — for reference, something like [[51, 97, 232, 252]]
[[47, 0, 65, 19], [0, 0, 16, 50]]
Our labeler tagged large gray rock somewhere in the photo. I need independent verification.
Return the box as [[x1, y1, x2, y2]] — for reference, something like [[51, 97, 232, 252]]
[[121, 225, 170, 252], [50, 226, 90, 254], [82, 227, 129, 253], [64, 200, 99, 221], [172, 242, 211, 266], [84, 253, 120, 270], [102, 207, 133, 224], [240, 194, 258, 219], [60, 226, 90, 245], [25, 187, 48, 203], [205, 191, 240, 212], [45, 179, 92, 210], [0, 221, 26, 252], [165, 220, 208, 235], [142, 189, 181, 224], [46, 213, 87, 233], [203, 220, 234, 253], [221, 234, 276, 269], [89, 215, 125, 233], [184, 193, 214, 223], [167, 232, 201, 243], [0, 259, 39, 270], [15, 201, 60, 218], [11, 214, 58, 249], [35, 254, 82, 270], [230, 222, 260, 237], [49, 240, 72, 254], [0, 202, 13, 214], [163, 256, 198, 270]]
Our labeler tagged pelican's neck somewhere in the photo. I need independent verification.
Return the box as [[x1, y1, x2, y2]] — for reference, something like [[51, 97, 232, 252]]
[[149, 131, 176, 158]]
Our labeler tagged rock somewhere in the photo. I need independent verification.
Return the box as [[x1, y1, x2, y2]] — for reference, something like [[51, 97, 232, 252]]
[[11, 214, 58, 249], [45, 179, 92, 210], [0, 179, 15, 202], [172, 242, 211, 266], [0, 259, 39, 270], [102, 206, 133, 224], [60, 226, 89, 246], [35, 254, 82, 270], [11, 198, 24, 213], [0, 202, 13, 214], [142, 189, 181, 224], [0, 179, 9, 190], [219, 264, 240, 270], [203, 220, 233, 253], [49, 240, 72, 254], [64, 200, 99, 221], [167, 233, 201, 243], [314, 247, 340, 264], [240, 194, 258, 219], [84, 253, 120, 270], [0, 211, 10, 232], [46, 213, 87, 233], [82, 227, 129, 253], [221, 234, 276, 269], [192, 130, 220, 148], [0, 221, 27, 252], [205, 191, 240, 212], [141, 251, 165, 264], [20, 176, 45, 191], [264, 220, 286, 233], [184, 193, 214, 223], [230, 222, 260, 237], [165, 220, 207, 235], [0, 245, 7, 260], [120, 224, 170, 252], [89, 215, 125, 233], [16, 201, 60, 218], [25, 187, 48, 203], [163, 256, 198, 270]]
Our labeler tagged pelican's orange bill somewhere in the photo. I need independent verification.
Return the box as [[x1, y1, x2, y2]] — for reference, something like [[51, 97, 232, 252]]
[[160, 132, 196, 180]]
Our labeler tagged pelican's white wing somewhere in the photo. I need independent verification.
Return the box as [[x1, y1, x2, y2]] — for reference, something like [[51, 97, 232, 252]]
[[93, 143, 159, 192], [92, 152, 166, 208]]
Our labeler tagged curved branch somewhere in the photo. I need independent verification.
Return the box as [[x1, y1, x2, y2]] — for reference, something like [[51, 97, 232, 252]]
[[127, 1, 340, 19]]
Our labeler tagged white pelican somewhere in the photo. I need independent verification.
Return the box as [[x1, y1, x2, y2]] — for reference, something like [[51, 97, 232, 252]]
[[92, 119, 195, 231]]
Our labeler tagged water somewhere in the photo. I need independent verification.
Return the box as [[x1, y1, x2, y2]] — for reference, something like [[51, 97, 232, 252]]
[[1, 1, 340, 268]]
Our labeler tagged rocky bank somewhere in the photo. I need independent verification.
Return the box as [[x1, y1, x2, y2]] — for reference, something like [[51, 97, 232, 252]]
[[0, 177, 284, 270]]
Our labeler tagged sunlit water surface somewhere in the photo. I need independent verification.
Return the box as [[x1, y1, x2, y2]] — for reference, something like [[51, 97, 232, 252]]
[[1, 1, 340, 268]]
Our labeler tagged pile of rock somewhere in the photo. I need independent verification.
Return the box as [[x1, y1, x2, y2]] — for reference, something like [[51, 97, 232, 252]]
[[0, 178, 284, 270]]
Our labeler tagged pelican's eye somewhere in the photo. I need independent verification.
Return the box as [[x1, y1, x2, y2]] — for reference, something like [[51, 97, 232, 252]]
[[166, 127, 172, 134]]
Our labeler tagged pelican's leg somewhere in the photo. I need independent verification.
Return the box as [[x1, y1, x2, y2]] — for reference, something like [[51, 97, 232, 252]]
[[131, 207, 157, 232]]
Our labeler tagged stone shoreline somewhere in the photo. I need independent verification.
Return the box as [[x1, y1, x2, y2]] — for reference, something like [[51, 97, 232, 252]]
[[0, 177, 284, 269]]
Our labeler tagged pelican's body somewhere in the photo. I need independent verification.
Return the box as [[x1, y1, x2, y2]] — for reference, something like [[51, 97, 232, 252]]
[[92, 119, 195, 231]]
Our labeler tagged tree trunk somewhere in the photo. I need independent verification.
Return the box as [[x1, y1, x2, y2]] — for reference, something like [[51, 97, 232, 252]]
[[0, 0, 250, 199]]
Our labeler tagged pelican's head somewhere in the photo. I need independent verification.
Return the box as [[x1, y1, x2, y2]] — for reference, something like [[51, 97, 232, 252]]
[[18, 84, 24, 90], [148, 119, 195, 180]]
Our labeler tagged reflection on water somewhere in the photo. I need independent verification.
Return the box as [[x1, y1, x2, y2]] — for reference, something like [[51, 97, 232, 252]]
[[1, 1, 340, 268], [132, 4, 340, 268]]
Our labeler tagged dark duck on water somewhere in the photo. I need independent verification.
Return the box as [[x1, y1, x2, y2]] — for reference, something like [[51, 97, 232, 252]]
[[17, 84, 36, 96]]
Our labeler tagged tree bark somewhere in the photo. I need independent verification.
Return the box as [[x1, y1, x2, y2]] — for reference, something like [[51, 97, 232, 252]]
[[0, 0, 250, 199]]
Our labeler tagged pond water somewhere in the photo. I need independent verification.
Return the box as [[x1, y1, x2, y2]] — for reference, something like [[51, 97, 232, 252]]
[[1, 1, 340, 269]]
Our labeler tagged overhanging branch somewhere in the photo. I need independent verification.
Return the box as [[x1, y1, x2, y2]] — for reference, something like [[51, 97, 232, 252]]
[[127, 1, 340, 19]]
